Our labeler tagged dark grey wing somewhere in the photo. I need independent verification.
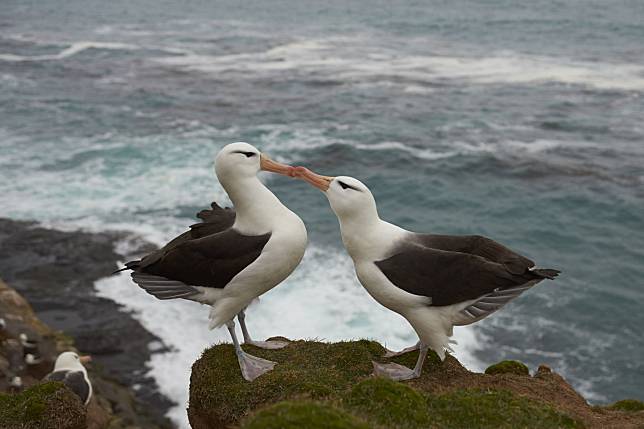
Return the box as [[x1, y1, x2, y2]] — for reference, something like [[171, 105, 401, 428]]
[[133, 228, 271, 291], [453, 281, 540, 326], [413, 234, 534, 275], [120, 202, 236, 272], [375, 243, 546, 307], [194, 201, 235, 228], [45, 370, 90, 404], [44, 370, 68, 382]]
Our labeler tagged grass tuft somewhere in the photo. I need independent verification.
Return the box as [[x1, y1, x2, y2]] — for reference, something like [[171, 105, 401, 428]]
[[426, 389, 583, 428], [0, 382, 86, 429], [485, 360, 530, 376], [343, 377, 429, 428], [242, 401, 370, 429], [606, 399, 644, 412]]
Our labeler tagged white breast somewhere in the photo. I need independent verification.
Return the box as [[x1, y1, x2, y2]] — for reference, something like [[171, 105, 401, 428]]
[[355, 260, 430, 314], [219, 209, 307, 303]]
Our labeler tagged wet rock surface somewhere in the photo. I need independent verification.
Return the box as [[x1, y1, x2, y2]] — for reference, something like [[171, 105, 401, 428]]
[[0, 218, 173, 428]]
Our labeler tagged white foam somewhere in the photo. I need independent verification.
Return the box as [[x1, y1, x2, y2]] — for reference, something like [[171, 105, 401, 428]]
[[0, 41, 140, 62], [151, 36, 644, 91]]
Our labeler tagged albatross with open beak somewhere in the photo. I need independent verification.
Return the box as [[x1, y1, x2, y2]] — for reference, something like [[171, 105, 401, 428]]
[[117, 143, 307, 381], [295, 166, 559, 381]]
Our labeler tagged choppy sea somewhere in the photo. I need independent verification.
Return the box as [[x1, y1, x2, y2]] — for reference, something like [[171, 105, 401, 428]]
[[1, 1, 643, 426]]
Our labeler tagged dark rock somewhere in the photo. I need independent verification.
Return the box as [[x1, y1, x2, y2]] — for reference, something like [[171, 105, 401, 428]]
[[0, 218, 173, 428]]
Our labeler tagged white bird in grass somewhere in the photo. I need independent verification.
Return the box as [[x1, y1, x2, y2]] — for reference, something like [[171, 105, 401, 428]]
[[295, 167, 559, 381]]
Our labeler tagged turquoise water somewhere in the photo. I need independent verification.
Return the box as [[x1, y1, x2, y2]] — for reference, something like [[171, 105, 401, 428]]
[[2, 0, 643, 418]]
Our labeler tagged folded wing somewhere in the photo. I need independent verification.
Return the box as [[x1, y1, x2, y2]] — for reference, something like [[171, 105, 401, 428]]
[[413, 234, 535, 274], [134, 228, 271, 289]]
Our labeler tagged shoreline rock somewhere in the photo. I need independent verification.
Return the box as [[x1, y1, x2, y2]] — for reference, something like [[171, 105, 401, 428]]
[[0, 218, 173, 428], [0, 277, 170, 428], [189, 339, 644, 429]]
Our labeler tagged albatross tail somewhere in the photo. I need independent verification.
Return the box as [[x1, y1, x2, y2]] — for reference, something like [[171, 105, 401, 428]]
[[529, 267, 561, 280], [112, 260, 141, 274], [130, 272, 200, 300]]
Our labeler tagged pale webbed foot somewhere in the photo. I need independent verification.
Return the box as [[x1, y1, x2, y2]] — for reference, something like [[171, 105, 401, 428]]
[[383, 342, 420, 358], [244, 339, 289, 350], [236, 351, 277, 381], [371, 361, 419, 381]]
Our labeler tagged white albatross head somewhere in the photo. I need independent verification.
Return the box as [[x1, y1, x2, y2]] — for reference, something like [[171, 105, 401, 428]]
[[215, 142, 294, 185], [54, 352, 91, 372], [294, 167, 379, 223]]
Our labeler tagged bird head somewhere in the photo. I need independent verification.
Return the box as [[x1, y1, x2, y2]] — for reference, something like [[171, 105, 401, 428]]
[[294, 167, 378, 222], [215, 142, 294, 183], [54, 352, 91, 371]]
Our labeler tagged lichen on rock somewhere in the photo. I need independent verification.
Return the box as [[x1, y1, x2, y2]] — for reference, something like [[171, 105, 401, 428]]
[[242, 401, 370, 429], [188, 338, 644, 429], [606, 399, 644, 412], [484, 359, 530, 376], [0, 381, 86, 429]]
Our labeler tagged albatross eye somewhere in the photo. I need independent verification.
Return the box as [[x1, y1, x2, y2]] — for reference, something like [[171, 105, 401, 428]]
[[234, 151, 256, 158], [338, 181, 360, 191]]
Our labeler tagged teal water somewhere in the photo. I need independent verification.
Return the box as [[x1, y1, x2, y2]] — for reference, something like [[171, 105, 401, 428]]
[[1, 0, 643, 423]]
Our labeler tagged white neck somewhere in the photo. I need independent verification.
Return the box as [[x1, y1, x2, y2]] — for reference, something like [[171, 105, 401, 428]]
[[221, 175, 289, 234], [55, 363, 87, 374], [338, 212, 406, 262]]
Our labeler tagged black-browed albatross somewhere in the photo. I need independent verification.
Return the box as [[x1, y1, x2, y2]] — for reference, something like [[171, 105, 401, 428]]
[[295, 167, 559, 381], [44, 352, 92, 405], [116, 142, 307, 381]]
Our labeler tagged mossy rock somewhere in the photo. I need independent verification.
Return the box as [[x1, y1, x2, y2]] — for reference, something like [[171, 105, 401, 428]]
[[606, 399, 644, 412], [485, 360, 530, 376], [0, 382, 86, 429], [425, 389, 583, 428], [189, 339, 385, 426], [343, 377, 429, 428], [241, 401, 370, 429]]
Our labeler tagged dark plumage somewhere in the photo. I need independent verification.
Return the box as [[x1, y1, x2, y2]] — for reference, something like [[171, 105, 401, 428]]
[[117, 202, 271, 297], [45, 370, 91, 405], [376, 234, 560, 307]]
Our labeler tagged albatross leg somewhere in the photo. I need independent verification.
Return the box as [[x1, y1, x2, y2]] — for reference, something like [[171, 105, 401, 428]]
[[238, 309, 288, 349], [372, 343, 429, 381], [226, 320, 276, 381], [383, 341, 421, 358]]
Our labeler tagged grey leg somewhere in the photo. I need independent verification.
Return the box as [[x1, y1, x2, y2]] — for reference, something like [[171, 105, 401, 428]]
[[226, 320, 277, 381], [237, 309, 288, 350], [372, 342, 429, 381], [383, 341, 421, 357]]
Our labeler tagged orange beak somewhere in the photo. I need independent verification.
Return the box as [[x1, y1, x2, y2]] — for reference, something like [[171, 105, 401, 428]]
[[260, 154, 296, 177], [294, 166, 334, 191], [79, 355, 92, 364]]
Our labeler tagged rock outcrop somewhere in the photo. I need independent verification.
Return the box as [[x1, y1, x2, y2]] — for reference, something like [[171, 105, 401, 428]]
[[0, 218, 172, 427], [189, 339, 644, 429], [0, 274, 169, 428]]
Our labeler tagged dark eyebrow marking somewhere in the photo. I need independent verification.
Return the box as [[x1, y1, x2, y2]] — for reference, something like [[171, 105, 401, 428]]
[[338, 181, 360, 191], [233, 151, 256, 158]]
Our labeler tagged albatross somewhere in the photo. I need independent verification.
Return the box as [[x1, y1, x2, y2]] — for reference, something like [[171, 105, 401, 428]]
[[44, 352, 92, 406], [117, 142, 307, 381], [295, 167, 559, 381]]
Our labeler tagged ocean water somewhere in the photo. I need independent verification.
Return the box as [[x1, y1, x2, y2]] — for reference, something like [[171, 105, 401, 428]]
[[1, 0, 643, 426]]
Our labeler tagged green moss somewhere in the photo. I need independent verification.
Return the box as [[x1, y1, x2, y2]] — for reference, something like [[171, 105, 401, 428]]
[[0, 382, 86, 429], [343, 377, 429, 428], [606, 399, 644, 412], [485, 360, 530, 376], [425, 389, 583, 429], [242, 401, 370, 429], [189, 340, 385, 424], [189, 340, 593, 429]]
